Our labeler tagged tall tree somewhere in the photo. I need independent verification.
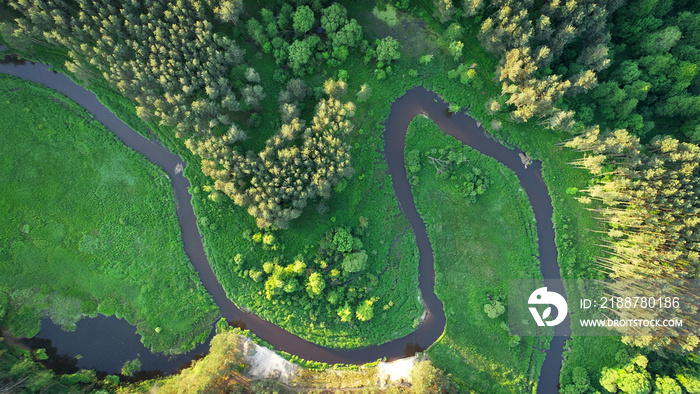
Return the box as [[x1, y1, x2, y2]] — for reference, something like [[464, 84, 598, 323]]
[[567, 128, 700, 354], [293, 5, 315, 35], [214, 0, 244, 25], [375, 36, 401, 64]]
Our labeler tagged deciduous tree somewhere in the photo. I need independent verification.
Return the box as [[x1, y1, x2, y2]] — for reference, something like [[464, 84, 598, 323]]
[[293, 5, 314, 35]]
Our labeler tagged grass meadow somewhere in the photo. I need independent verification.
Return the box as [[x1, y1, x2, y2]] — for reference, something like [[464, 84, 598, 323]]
[[406, 116, 546, 392], [0, 74, 218, 354]]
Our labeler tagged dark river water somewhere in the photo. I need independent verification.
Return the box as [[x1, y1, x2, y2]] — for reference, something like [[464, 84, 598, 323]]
[[0, 58, 566, 392]]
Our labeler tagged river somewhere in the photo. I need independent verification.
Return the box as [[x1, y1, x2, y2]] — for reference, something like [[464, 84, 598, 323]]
[[0, 57, 566, 392]]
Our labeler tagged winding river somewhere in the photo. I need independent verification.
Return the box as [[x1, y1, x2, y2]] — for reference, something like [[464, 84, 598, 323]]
[[0, 57, 567, 392]]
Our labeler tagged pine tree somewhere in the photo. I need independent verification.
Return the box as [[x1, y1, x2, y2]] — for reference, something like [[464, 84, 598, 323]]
[[566, 128, 700, 354]]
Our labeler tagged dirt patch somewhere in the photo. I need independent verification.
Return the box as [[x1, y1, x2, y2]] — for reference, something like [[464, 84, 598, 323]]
[[241, 337, 299, 383], [377, 356, 417, 387]]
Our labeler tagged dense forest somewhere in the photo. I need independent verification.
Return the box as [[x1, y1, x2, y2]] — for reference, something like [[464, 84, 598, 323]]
[[1, 0, 700, 392], [467, 0, 700, 140]]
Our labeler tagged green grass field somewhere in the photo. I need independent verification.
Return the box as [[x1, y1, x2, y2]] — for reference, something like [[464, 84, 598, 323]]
[[0, 74, 218, 354], [405, 117, 546, 392]]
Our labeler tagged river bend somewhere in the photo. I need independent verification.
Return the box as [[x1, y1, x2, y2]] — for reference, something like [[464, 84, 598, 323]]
[[0, 59, 566, 392]]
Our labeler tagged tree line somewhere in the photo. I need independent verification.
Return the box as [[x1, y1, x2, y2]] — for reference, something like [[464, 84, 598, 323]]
[[565, 348, 700, 394], [566, 127, 700, 354]]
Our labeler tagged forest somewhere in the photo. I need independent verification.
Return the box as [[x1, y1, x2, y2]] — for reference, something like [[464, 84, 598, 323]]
[[0, 0, 699, 392]]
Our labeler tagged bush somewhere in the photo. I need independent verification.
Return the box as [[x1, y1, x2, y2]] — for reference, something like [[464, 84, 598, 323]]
[[34, 348, 48, 360], [7, 306, 41, 338], [121, 358, 141, 377], [342, 251, 368, 273], [484, 301, 505, 319], [332, 228, 353, 253], [407, 149, 421, 173], [104, 375, 120, 386], [60, 370, 96, 385], [356, 299, 374, 321], [410, 360, 458, 393]]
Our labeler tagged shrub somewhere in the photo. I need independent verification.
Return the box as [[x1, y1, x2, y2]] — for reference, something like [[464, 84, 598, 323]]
[[121, 358, 141, 377], [484, 301, 505, 319]]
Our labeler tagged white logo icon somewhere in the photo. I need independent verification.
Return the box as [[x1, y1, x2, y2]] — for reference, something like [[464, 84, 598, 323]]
[[528, 287, 568, 327]]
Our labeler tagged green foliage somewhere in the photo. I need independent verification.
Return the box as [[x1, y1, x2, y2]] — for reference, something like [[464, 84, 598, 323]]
[[483, 301, 505, 319], [342, 251, 368, 273], [600, 353, 650, 394], [5, 0, 371, 233], [0, 0, 482, 355], [251, 221, 380, 326], [375, 36, 401, 64], [248, 18, 268, 48], [406, 149, 422, 173], [332, 19, 363, 48], [214, 0, 244, 25], [372, 4, 399, 27], [410, 360, 459, 393], [249, 379, 283, 393], [156, 328, 246, 393], [0, 291, 6, 320], [293, 5, 315, 35], [332, 228, 354, 253], [476, 0, 611, 126], [447, 64, 478, 87], [0, 347, 92, 393], [33, 348, 48, 360], [7, 306, 41, 338], [192, 76, 353, 229], [561, 337, 699, 393], [655, 376, 682, 394], [120, 358, 142, 377], [567, 128, 700, 353], [306, 272, 326, 298], [433, 0, 456, 23], [448, 40, 463, 61], [560, 2, 700, 140], [104, 375, 120, 386], [355, 299, 374, 322], [442, 23, 463, 44], [337, 304, 353, 322], [321, 3, 347, 33], [409, 118, 490, 204], [60, 370, 97, 385]]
